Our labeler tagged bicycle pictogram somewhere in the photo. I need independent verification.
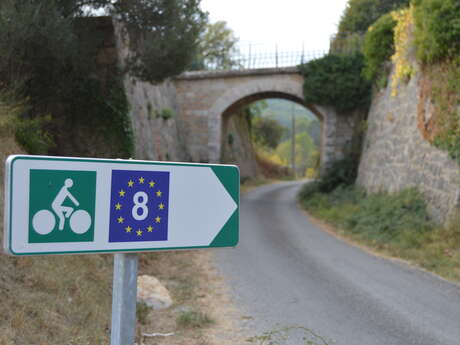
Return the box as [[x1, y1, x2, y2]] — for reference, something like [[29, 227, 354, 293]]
[[32, 178, 92, 235]]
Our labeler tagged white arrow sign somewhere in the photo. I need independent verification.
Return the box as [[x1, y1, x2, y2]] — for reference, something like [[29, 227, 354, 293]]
[[4, 155, 239, 256]]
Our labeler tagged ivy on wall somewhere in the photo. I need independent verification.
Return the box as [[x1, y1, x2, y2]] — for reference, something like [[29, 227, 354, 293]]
[[299, 53, 371, 113]]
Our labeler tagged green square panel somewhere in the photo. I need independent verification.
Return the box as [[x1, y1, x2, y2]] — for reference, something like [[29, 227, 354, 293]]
[[28, 170, 96, 243]]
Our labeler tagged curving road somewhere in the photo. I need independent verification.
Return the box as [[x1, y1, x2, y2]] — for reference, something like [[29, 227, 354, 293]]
[[215, 181, 460, 345]]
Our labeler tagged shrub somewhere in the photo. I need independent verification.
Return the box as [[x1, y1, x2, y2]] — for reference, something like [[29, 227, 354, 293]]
[[160, 108, 175, 120], [318, 156, 360, 193], [345, 188, 432, 242], [298, 156, 360, 202], [0, 91, 55, 155], [363, 13, 397, 81], [330, 32, 365, 55], [300, 186, 433, 245], [413, 0, 460, 64], [13, 114, 55, 155], [176, 310, 213, 328], [299, 54, 371, 112]]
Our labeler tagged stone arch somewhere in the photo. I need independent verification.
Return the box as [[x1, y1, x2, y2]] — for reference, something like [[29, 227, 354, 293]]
[[207, 78, 327, 168]]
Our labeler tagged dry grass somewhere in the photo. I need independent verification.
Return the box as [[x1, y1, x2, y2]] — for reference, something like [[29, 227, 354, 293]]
[[136, 250, 247, 345]]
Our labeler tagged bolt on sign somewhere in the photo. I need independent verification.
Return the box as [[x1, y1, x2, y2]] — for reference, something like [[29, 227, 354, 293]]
[[3, 155, 239, 256]]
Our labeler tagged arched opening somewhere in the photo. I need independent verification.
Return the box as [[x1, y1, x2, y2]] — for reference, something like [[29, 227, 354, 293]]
[[219, 92, 323, 180]]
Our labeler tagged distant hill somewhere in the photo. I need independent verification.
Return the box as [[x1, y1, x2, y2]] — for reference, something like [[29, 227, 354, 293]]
[[252, 98, 321, 147]]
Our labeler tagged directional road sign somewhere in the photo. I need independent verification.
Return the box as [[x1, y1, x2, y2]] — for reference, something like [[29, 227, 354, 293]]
[[4, 155, 239, 255]]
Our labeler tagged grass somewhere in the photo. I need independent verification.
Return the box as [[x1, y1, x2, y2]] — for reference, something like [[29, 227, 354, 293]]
[[247, 326, 332, 345], [176, 310, 214, 329], [299, 184, 460, 283]]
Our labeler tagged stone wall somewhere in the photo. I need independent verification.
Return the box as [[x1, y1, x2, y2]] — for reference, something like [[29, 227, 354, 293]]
[[221, 110, 258, 178], [357, 69, 460, 223], [113, 21, 186, 162]]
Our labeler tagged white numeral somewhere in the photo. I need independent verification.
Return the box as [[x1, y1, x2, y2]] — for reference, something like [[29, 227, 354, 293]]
[[132, 191, 148, 221]]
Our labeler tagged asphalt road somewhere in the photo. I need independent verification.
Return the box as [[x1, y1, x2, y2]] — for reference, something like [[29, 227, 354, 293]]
[[215, 181, 460, 345]]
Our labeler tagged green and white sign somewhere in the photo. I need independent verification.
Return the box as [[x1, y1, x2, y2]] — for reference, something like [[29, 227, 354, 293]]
[[4, 155, 239, 256]]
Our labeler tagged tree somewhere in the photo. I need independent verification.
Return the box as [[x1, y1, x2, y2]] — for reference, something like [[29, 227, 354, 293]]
[[337, 0, 409, 34], [252, 116, 287, 150], [0, 0, 207, 86], [275, 133, 319, 176], [113, 0, 207, 82], [191, 20, 240, 70]]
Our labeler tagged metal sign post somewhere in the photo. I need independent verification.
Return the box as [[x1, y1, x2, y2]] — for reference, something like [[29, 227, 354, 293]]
[[3, 155, 240, 344], [111, 253, 138, 345]]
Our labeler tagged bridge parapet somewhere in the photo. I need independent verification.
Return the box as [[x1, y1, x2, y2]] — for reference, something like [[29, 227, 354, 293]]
[[176, 67, 300, 81]]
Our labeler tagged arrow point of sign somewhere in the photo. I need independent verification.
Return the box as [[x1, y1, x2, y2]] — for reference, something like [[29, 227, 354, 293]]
[[210, 209, 239, 247], [209, 165, 239, 247]]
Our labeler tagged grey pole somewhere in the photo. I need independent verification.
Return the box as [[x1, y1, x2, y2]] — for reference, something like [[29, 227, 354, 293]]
[[111, 253, 139, 345]]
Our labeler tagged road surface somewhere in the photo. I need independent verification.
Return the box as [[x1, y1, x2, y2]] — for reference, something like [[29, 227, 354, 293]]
[[215, 181, 460, 345]]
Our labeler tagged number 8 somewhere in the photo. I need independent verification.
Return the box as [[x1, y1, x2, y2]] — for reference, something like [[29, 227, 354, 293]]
[[132, 191, 148, 221]]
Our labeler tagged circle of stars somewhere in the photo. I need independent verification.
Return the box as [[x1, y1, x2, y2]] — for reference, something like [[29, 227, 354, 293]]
[[114, 177, 166, 238]]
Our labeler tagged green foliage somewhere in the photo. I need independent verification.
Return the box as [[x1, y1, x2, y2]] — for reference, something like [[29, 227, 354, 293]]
[[0, 1, 135, 158], [337, 0, 409, 34], [191, 20, 240, 70], [0, 0, 77, 96], [136, 301, 150, 325], [300, 186, 433, 244], [159, 108, 175, 120], [176, 310, 213, 328], [330, 32, 365, 55], [13, 115, 55, 155], [275, 132, 319, 175], [299, 156, 360, 198], [363, 13, 397, 81], [252, 116, 286, 149], [299, 183, 460, 282], [299, 54, 371, 112], [413, 0, 460, 64], [247, 326, 331, 345], [118, 0, 207, 82], [63, 75, 133, 158], [345, 188, 431, 240], [0, 91, 55, 155]]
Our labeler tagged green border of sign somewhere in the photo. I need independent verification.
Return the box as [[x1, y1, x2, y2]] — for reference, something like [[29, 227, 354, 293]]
[[5, 155, 239, 256]]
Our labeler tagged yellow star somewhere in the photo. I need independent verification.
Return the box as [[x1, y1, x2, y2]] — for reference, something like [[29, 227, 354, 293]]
[[155, 216, 161, 223], [149, 181, 155, 188], [139, 177, 145, 184], [115, 202, 122, 210], [147, 225, 153, 232], [156, 190, 162, 197], [136, 229, 143, 236], [128, 180, 134, 187], [119, 190, 126, 197], [125, 226, 132, 233], [158, 203, 165, 210], [117, 216, 124, 224]]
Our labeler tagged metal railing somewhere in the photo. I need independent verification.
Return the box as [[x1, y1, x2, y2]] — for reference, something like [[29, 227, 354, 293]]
[[203, 43, 327, 71]]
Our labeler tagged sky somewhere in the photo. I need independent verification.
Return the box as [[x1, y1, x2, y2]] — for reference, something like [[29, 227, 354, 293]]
[[200, 0, 349, 53]]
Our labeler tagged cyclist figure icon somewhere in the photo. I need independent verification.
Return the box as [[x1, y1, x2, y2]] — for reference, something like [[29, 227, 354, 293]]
[[52, 178, 79, 230], [32, 178, 92, 235]]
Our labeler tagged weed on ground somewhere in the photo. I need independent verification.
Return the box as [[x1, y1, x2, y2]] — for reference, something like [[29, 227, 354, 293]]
[[299, 183, 460, 283]]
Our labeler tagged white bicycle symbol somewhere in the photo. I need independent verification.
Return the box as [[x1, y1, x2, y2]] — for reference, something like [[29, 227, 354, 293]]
[[32, 178, 92, 235]]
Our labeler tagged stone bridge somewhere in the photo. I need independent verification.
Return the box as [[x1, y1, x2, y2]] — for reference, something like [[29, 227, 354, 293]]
[[172, 67, 358, 175]]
